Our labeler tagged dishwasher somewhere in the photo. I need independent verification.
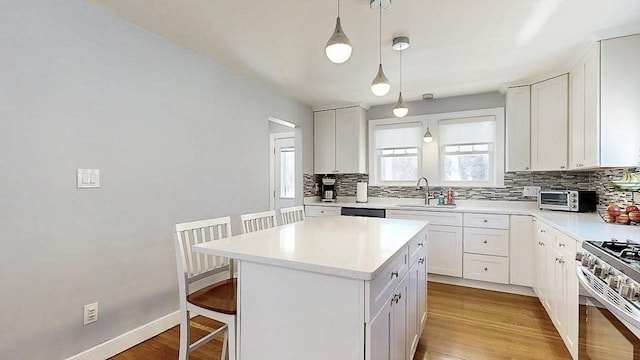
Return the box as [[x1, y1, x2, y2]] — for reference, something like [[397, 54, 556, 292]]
[[340, 207, 386, 218]]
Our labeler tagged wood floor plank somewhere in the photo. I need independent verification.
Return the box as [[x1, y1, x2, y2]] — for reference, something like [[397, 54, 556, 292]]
[[112, 282, 571, 359]]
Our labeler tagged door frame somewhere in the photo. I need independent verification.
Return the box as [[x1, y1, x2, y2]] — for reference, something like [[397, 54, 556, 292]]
[[269, 131, 295, 210]]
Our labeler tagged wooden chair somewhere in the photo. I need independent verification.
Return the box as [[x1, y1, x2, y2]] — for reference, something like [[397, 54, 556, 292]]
[[280, 205, 306, 225], [240, 210, 277, 233], [174, 217, 237, 360]]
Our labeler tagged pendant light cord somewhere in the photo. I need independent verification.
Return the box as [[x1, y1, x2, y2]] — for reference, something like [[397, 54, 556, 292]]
[[379, 5, 382, 64], [399, 50, 402, 92], [337, 0, 340, 17]]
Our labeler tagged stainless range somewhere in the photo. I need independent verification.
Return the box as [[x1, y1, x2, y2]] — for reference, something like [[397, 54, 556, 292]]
[[577, 239, 640, 359]]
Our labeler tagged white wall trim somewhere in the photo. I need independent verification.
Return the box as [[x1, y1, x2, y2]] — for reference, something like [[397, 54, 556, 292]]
[[269, 132, 295, 210], [65, 311, 179, 360], [428, 274, 536, 297]]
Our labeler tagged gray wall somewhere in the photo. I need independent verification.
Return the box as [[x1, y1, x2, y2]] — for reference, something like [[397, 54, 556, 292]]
[[0, 1, 311, 359], [367, 91, 505, 120]]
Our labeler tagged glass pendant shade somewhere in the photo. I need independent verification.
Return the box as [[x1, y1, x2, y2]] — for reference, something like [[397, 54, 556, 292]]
[[393, 92, 408, 117], [423, 127, 433, 143], [325, 17, 352, 64], [371, 64, 390, 96]]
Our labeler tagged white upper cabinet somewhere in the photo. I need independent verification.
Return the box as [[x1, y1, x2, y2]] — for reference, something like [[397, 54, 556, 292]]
[[569, 43, 600, 169], [313, 106, 367, 174], [600, 34, 640, 167], [506, 86, 531, 172], [531, 74, 569, 171]]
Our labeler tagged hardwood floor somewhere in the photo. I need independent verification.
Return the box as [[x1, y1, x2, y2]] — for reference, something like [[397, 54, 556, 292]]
[[112, 282, 571, 359]]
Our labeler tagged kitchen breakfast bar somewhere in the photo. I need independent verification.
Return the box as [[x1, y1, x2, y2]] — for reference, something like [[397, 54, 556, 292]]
[[193, 215, 429, 360]]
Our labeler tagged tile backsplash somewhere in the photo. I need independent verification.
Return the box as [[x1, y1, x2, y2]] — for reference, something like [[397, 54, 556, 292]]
[[306, 168, 639, 207]]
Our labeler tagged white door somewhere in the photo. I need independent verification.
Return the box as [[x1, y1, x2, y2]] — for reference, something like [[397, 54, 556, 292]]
[[274, 137, 296, 211]]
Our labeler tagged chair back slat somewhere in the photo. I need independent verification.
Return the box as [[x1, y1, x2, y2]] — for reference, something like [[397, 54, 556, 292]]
[[240, 210, 277, 234], [280, 205, 306, 225], [174, 216, 233, 292]]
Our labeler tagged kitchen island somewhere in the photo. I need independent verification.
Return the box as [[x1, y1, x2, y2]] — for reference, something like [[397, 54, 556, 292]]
[[193, 215, 429, 360]]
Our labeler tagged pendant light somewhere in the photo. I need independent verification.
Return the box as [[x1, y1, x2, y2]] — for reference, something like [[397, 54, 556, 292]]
[[370, 4, 390, 96], [422, 93, 434, 142], [392, 36, 409, 117], [325, 0, 352, 64]]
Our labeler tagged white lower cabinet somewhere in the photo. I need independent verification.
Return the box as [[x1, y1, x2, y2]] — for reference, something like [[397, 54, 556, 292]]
[[509, 215, 534, 287], [387, 210, 463, 277], [462, 213, 510, 283], [304, 205, 341, 217], [364, 228, 427, 360], [533, 219, 579, 359]]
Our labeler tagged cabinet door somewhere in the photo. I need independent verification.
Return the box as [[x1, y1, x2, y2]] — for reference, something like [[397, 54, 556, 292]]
[[417, 251, 427, 334], [506, 86, 531, 171], [531, 75, 569, 171], [407, 263, 419, 358], [569, 43, 600, 169], [550, 246, 565, 334], [335, 107, 365, 174], [427, 225, 463, 277], [600, 34, 640, 167], [533, 222, 548, 306], [367, 299, 391, 360], [391, 274, 408, 360], [313, 110, 336, 174], [509, 215, 534, 287]]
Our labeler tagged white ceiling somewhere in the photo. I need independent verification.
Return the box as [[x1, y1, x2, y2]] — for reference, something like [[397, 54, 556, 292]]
[[87, 0, 640, 109]]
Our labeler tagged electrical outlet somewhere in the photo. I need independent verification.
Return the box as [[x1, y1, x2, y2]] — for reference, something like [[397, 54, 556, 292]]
[[523, 186, 541, 197], [83, 302, 99, 325]]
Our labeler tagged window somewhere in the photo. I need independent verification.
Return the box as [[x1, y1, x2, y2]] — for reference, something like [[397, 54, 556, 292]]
[[372, 122, 422, 185], [438, 115, 502, 186], [279, 147, 295, 198]]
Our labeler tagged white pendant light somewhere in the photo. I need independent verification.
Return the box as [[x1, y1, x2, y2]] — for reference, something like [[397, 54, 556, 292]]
[[325, 0, 352, 64], [371, 5, 390, 96], [393, 37, 409, 117], [423, 127, 433, 143]]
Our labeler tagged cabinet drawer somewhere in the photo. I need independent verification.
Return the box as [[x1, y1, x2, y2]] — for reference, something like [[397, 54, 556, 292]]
[[463, 253, 509, 284], [387, 210, 462, 227], [464, 213, 509, 229], [463, 228, 509, 256], [408, 232, 427, 267], [304, 205, 341, 217], [368, 248, 408, 320]]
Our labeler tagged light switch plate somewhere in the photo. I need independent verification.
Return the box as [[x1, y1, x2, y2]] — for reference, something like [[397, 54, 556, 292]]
[[77, 169, 100, 188], [523, 186, 540, 197]]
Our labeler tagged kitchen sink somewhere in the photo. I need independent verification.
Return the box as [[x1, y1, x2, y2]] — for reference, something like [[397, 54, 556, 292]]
[[395, 204, 457, 209]]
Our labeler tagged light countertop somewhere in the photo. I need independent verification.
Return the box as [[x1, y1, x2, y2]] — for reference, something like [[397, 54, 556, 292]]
[[305, 197, 639, 243], [192, 216, 428, 280]]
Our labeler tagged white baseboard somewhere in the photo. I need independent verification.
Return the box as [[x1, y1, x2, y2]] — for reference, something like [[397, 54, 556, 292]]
[[66, 311, 180, 360], [428, 274, 536, 297]]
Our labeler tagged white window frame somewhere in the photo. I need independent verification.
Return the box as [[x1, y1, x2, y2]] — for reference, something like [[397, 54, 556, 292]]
[[440, 142, 495, 187], [368, 117, 424, 186], [428, 108, 505, 187]]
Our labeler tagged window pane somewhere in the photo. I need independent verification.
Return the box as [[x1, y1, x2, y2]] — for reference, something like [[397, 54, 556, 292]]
[[474, 144, 489, 151], [443, 153, 489, 182], [444, 145, 458, 153], [459, 144, 473, 152], [382, 149, 394, 155], [406, 148, 417, 154], [280, 149, 295, 198], [380, 155, 418, 181]]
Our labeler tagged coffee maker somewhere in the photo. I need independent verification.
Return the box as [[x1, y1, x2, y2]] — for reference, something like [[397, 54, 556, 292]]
[[321, 176, 336, 202]]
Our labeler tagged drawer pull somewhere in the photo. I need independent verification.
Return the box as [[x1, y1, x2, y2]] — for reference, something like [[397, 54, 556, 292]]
[[418, 258, 425, 264], [482, 219, 488, 223], [483, 240, 488, 244], [483, 267, 488, 271], [391, 293, 402, 304], [559, 259, 565, 264], [418, 242, 424, 247], [559, 243, 565, 247], [555, 257, 561, 262], [391, 271, 398, 279], [540, 229, 546, 233]]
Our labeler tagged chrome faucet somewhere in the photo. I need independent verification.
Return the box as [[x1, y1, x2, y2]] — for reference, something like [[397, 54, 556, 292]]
[[416, 177, 429, 205]]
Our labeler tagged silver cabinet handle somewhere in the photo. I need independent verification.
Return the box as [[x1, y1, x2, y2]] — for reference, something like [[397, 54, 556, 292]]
[[391, 271, 398, 279], [559, 259, 565, 264], [525, 166, 529, 170], [418, 242, 424, 247], [418, 258, 425, 264], [559, 243, 565, 247], [482, 219, 488, 223], [484, 267, 488, 271], [560, 165, 566, 169], [483, 240, 488, 244]]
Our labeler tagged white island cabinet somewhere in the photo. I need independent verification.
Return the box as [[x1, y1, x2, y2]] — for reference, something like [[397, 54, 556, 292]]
[[193, 216, 428, 360]]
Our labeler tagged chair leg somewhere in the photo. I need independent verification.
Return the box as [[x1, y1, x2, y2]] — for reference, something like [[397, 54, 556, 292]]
[[227, 318, 237, 360], [178, 310, 190, 360], [221, 327, 229, 360]]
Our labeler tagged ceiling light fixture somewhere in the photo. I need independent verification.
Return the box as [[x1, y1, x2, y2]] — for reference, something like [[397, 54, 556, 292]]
[[370, 2, 390, 96], [392, 36, 409, 117], [325, 0, 352, 64]]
